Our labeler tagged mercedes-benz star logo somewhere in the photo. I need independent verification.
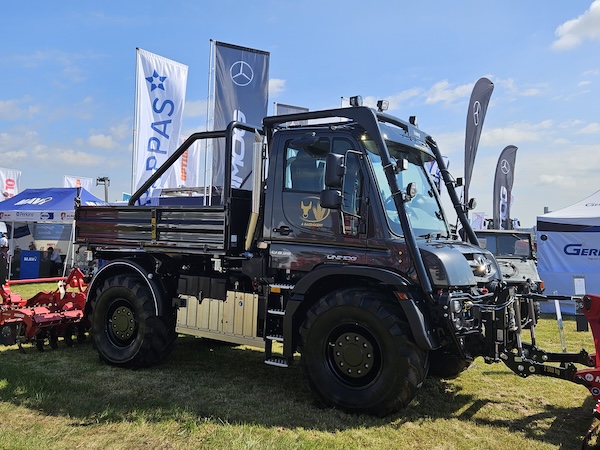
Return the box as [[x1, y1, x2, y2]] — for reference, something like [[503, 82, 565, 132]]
[[500, 159, 511, 174], [472, 101, 481, 126], [230, 60, 254, 86]]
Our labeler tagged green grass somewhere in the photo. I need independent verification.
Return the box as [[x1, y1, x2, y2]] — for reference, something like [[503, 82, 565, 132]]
[[0, 287, 597, 449]]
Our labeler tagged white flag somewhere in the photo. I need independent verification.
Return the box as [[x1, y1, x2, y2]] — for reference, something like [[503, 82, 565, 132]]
[[168, 136, 205, 189], [63, 175, 94, 191], [133, 48, 188, 204], [0, 167, 21, 202]]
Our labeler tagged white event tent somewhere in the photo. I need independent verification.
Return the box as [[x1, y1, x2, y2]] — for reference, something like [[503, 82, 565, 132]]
[[537, 189, 600, 314]]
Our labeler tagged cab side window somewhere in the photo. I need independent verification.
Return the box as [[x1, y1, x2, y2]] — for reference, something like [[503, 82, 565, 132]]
[[284, 138, 329, 192]]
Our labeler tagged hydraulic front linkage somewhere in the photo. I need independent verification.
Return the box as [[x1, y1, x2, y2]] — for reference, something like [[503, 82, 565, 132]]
[[499, 294, 600, 448]]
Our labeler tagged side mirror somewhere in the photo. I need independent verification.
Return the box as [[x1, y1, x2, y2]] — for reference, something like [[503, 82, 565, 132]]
[[324, 153, 345, 188], [320, 189, 342, 209], [455, 177, 463, 187], [467, 198, 477, 210]]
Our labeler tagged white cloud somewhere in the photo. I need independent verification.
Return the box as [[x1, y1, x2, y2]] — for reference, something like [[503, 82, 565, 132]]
[[480, 120, 554, 146], [364, 88, 422, 112], [0, 149, 28, 164], [0, 97, 41, 120], [269, 78, 286, 96], [425, 80, 473, 105], [552, 0, 600, 50], [578, 122, 600, 134], [109, 120, 131, 141], [493, 77, 547, 101], [538, 174, 578, 188], [88, 134, 117, 149], [32, 145, 105, 167], [0, 129, 39, 155]]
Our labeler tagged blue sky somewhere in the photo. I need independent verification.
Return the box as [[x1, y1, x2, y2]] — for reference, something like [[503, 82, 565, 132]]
[[1, 1, 599, 227]]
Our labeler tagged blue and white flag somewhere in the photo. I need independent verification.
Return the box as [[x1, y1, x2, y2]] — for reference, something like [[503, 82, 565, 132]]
[[133, 48, 188, 204], [426, 156, 449, 195]]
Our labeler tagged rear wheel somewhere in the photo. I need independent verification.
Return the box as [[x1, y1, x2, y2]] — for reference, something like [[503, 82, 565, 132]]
[[89, 274, 176, 368], [299, 288, 428, 415]]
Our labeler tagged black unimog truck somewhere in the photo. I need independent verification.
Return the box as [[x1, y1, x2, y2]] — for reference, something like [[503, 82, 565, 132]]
[[75, 104, 550, 415]]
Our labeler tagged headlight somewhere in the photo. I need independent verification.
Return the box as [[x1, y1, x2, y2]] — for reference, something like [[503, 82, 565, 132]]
[[452, 300, 462, 313]]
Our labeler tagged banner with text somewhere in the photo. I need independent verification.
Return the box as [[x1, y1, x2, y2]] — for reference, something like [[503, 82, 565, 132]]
[[169, 136, 204, 189], [133, 48, 188, 204], [0, 167, 21, 202], [493, 145, 518, 230], [63, 175, 93, 191], [213, 41, 269, 191], [464, 77, 494, 206]]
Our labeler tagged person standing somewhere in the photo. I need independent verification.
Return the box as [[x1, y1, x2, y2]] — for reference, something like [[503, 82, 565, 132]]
[[47, 246, 62, 276], [0, 236, 9, 284]]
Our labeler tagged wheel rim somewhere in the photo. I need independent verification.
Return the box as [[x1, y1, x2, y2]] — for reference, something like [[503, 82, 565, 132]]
[[106, 301, 137, 347], [327, 324, 381, 387]]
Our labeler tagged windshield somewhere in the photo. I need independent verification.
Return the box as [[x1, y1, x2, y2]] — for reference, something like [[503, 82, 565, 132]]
[[476, 232, 533, 258], [362, 124, 449, 238]]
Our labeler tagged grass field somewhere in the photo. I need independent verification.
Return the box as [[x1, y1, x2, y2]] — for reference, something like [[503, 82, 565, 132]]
[[0, 283, 597, 449]]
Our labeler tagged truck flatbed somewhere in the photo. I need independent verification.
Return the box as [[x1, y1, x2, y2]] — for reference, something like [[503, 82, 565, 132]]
[[76, 190, 250, 255]]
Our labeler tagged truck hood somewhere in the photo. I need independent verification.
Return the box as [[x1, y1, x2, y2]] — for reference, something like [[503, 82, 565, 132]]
[[417, 239, 502, 288]]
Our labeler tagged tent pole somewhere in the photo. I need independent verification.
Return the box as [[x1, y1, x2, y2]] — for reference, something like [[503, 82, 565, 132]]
[[7, 220, 14, 281], [66, 220, 76, 276]]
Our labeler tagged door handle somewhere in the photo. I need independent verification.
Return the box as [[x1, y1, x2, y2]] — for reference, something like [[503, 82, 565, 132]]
[[274, 226, 292, 236]]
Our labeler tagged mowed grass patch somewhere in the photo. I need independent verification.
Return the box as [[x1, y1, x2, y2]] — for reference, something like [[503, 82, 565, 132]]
[[0, 291, 597, 449]]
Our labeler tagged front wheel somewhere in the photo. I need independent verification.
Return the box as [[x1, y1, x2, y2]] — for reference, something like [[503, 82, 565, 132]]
[[299, 288, 428, 415], [89, 274, 176, 368]]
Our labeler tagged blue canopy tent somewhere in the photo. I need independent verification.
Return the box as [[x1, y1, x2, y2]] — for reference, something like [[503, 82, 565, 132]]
[[0, 188, 107, 279]]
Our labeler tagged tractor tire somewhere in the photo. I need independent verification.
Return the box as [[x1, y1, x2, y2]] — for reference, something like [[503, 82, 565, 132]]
[[428, 349, 471, 378], [89, 274, 176, 368], [299, 288, 428, 416]]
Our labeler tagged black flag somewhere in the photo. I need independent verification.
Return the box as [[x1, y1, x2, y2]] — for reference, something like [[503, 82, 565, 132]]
[[464, 77, 494, 208], [212, 41, 269, 192], [492, 145, 518, 230]]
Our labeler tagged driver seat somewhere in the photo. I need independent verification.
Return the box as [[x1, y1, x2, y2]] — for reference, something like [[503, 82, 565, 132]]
[[290, 150, 324, 192]]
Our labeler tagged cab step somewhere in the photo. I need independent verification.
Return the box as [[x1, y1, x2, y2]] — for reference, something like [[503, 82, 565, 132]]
[[264, 357, 289, 368]]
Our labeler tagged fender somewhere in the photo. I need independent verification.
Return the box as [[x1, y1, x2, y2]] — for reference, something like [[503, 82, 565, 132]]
[[87, 259, 167, 317], [284, 265, 440, 355]]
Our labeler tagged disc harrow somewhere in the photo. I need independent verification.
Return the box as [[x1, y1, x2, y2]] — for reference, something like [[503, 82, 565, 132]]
[[0, 268, 88, 351]]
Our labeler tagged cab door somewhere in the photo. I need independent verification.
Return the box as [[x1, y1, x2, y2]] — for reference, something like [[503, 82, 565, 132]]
[[266, 131, 369, 272]]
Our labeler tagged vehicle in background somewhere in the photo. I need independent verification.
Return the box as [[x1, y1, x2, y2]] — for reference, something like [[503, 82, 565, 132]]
[[474, 229, 543, 295]]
